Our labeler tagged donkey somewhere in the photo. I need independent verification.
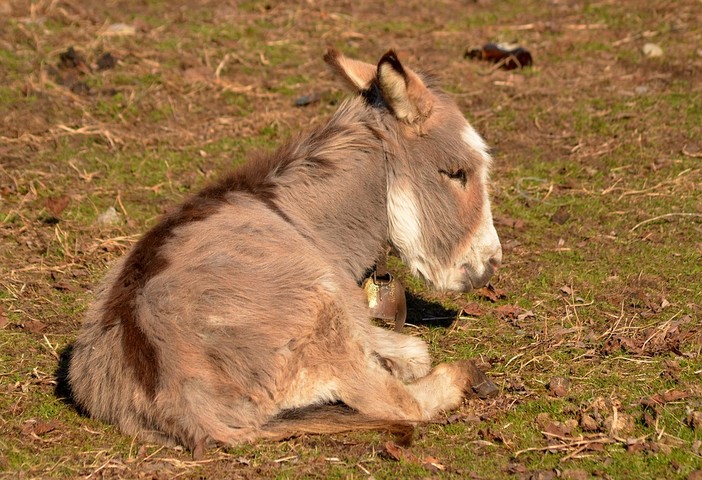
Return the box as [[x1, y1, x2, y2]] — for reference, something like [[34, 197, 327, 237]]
[[68, 50, 502, 457]]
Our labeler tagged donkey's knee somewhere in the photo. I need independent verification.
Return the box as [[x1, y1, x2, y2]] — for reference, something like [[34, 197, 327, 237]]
[[367, 328, 431, 382]]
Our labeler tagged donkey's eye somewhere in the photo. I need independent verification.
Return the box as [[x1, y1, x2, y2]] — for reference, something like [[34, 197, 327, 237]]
[[439, 168, 468, 187]]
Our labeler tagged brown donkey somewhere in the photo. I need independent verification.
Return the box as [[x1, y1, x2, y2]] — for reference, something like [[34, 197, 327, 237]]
[[68, 50, 502, 456]]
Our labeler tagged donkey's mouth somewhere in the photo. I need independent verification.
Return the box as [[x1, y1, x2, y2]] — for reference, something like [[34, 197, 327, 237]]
[[460, 264, 495, 292]]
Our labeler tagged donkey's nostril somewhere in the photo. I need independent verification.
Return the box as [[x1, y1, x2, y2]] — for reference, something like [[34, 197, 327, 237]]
[[488, 255, 501, 270]]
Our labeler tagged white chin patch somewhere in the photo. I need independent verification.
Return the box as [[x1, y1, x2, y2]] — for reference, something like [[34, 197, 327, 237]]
[[386, 183, 459, 291]]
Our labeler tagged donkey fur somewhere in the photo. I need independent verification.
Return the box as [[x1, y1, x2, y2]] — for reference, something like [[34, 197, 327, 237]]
[[68, 50, 501, 453]]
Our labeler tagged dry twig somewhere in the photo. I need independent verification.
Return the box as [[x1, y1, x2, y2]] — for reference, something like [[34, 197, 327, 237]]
[[630, 213, 702, 232]]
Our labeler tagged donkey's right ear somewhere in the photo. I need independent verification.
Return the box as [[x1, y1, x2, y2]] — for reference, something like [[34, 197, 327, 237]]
[[324, 49, 377, 92]]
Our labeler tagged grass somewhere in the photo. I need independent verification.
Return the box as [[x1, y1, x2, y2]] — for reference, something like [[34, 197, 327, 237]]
[[1, 0, 702, 478]]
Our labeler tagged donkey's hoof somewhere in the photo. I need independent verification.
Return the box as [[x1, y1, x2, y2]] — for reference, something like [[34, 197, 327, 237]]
[[472, 377, 499, 399], [465, 361, 499, 399]]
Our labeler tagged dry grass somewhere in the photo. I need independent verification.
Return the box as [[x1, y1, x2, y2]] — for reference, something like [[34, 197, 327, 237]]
[[1, 0, 701, 478]]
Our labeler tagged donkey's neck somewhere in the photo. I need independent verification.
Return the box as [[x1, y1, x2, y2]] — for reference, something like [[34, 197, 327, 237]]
[[268, 99, 389, 281]]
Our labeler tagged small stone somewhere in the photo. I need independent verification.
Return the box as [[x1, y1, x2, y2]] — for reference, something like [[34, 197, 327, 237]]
[[642, 43, 663, 58], [580, 413, 599, 431], [549, 376, 570, 397], [97, 206, 121, 226], [634, 85, 649, 95]]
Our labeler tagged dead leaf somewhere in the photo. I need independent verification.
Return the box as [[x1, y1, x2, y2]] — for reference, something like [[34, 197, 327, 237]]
[[421, 455, 445, 472], [604, 412, 634, 436], [44, 195, 70, 216], [493, 216, 526, 230], [459, 302, 484, 317], [688, 470, 702, 480], [495, 305, 523, 320], [22, 419, 63, 437], [531, 470, 557, 480], [542, 421, 569, 438], [626, 439, 659, 453], [476, 285, 507, 302], [585, 441, 606, 452], [23, 319, 47, 334], [562, 469, 589, 480], [641, 389, 689, 407], [579, 413, 599, 432], [551, 206, 571, 225], [383, 441, 417, 463], [560, 285, 574, 296], [52, 281, 78, 292], [505, 462, 529, 475], [478, 427, 511, 445]]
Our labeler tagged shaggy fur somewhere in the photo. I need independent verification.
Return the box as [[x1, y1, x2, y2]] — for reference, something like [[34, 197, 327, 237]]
[[68, 50, 502, 454]]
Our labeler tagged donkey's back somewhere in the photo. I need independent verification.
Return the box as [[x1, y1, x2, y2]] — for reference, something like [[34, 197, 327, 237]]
[[68, 50, 501, 456]]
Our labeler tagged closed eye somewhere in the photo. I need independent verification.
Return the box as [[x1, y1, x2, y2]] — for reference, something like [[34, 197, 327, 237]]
[[439, 168, 467, 187]]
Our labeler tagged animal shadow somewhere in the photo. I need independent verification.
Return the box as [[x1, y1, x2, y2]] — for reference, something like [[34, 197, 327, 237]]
[[54, 344, 81, 411], [404, 291, 459, 329]]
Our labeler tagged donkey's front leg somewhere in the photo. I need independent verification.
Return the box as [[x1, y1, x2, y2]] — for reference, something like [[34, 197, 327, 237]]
[[339, 359, 489, 422], [364, 325, 432, 382]]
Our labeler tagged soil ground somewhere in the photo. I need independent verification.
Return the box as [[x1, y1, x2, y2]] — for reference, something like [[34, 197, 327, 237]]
[[1, 0, 701, 478]]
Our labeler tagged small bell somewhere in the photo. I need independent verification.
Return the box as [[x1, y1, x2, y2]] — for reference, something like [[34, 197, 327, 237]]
[[362, 271, 407, 331]]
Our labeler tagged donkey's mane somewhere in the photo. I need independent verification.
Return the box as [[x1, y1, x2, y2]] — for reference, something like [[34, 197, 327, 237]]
[[200, 97, 383, 218]]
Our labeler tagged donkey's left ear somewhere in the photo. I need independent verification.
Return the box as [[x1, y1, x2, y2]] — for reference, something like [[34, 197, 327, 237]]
[[324, 49, 377, 92], [377, 51, 433, 123]]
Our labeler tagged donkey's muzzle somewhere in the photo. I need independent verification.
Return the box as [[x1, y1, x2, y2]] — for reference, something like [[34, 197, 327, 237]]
[[462, 254, 500, 291]]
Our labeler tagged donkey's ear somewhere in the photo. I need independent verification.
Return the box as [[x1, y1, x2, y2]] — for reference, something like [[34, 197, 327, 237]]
[[377, 51, 433, 123], [324, 49, 377, 92]]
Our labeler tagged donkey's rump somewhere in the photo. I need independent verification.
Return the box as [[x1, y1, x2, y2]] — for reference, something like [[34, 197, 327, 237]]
[[71, 198, 362, 445]]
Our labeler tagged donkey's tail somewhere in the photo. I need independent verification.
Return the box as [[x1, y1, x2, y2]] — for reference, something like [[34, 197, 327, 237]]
[[191, 403, 415, 460], [261, 403, 415, 442]]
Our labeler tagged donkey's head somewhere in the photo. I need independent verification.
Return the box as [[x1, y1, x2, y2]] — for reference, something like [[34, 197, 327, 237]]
[[325, 50, 501, 292]]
